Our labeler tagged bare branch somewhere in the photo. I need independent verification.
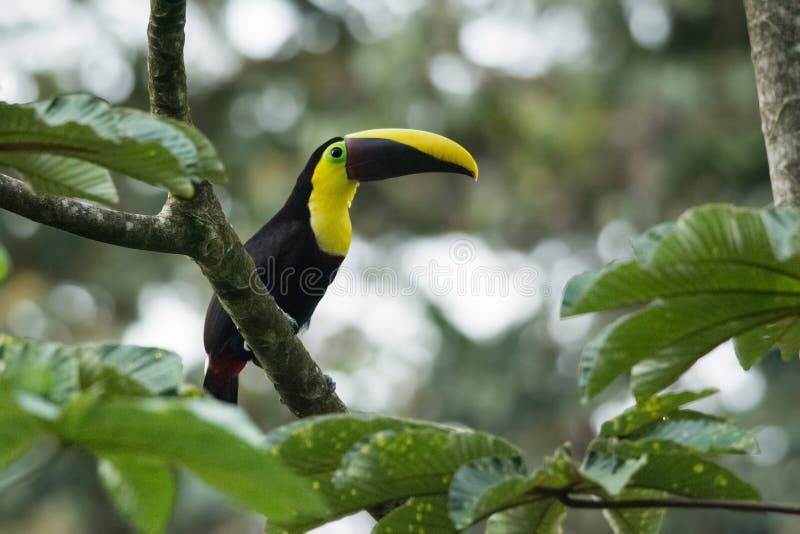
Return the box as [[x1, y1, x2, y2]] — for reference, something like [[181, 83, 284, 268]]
[[541, 488, 800, 516], [0, 173, 192, 255], [744, 0, 800, 207]]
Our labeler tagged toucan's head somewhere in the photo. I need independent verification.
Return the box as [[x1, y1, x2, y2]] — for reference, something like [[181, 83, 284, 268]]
[[299, 129, 478, 256]]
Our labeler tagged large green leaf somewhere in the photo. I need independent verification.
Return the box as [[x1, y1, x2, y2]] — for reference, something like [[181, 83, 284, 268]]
[[74, 343, 183, 396], [372, 496, 456, 534], [628, 411, 759, 456], [263, 413, 443, 474], [54, 395, 323, 526], [0, 336, 182, 398], [448, 447, 578, 531], [486, 499, 567, 534], [631, 454, 759, 500], [334, 427, 520, 501], [0, 152, 117, 204], [0, 94, 227, 200], [263, 414, 463, 533], [602, 489, 666, 534], [0, 389, 46, 469], [761, 207, 800, 261], [448, 456, 529, 528], [263, 414, 518, 533], [600, 389, 716, 438], [579, 449, 648, 496], [98, 454, 176, 534], [0, 336, 80, 402], [561, 204, 800, 400], [733, 316, 800, 368]]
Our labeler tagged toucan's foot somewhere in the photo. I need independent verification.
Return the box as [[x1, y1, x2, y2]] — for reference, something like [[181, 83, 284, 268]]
[[323, 373, 336, 394], [281, 309, 300, 334]]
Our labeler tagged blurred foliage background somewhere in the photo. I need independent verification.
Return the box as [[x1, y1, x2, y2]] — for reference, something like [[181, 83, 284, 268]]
[[1, 0, 799, 532]]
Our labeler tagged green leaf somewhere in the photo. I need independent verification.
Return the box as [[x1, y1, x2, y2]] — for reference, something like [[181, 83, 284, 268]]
[[600, 389, 717, 437], [263, 413, 443, 475], [629, 411, 759, 455], [448, 456, 528, 528], [486, 500, 567, 534], [167, 119, 227, 185], [529, 446, 581, 489], [263, 414, 456, 533], [0, 337, 183, 398], [563, 204, 800, 399], [0, 389, 45, 469], [0, 336, 80, 402], [631, 222, 677, 262], [0, 95, 227, 199], [55, 396, 324, 526], [75, 344, 183, 396], [0, 152, 117, 204], [761, 207, 800, 261], [602, 489, 666, 534], [579, 448, 648, 496], [561, 261, 665, 317], [734, 317, 800, 367], [586, 294, 796, 400], [372, 496, 456, 534], [98, 454, 176, 534], [264, 415, 518, 533], [448, 446, 578, 530], [0, 244, 8, 282], [334, 427, 520, 499], [631, 455, 759, 500]]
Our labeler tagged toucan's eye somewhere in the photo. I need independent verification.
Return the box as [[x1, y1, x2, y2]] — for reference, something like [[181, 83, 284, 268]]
[[330, 146, 343, 158]]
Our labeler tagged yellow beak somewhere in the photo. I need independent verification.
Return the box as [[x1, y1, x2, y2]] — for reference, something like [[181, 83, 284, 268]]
[[344, 128, 478, 182]]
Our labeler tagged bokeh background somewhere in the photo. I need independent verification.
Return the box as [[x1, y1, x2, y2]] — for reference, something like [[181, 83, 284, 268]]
[[1, 0, 799, 532]]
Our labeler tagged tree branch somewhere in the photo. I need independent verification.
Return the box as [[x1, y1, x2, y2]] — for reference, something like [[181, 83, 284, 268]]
[[744, 0, 800, 207], [147, 0, 190, 122], [0, 173, 193, 255], [538, 488, 800, 516], [145, 0, 347, 417]]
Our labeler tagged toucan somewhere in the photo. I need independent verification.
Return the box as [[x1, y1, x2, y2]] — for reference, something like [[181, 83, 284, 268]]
[[203, 129, 478, 403]]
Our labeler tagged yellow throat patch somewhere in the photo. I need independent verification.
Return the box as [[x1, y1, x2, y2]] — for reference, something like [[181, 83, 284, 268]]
[[308, 155, 359, 256]]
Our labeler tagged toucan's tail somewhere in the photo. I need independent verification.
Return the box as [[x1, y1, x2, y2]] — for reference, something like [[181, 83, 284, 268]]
[[204, 356, 247, 404]]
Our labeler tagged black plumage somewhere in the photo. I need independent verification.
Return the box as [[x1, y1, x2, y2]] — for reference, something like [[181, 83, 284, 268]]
[[203, 138, 344, 402]]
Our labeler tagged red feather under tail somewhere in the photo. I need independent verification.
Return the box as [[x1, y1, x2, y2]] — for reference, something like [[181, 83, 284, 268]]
[[203, 356, 247, 404]]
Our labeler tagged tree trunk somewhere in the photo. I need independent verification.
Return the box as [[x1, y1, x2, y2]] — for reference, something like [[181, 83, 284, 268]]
[[744, 0, 800, 207]]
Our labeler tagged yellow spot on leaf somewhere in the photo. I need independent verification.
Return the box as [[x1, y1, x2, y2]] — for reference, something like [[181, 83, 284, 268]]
[[693, 463, 704, 474], [312, 481, 320, 490]]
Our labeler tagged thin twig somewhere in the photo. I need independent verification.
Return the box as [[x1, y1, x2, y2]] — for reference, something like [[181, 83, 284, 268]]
[[537, 487, 800, 515]]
